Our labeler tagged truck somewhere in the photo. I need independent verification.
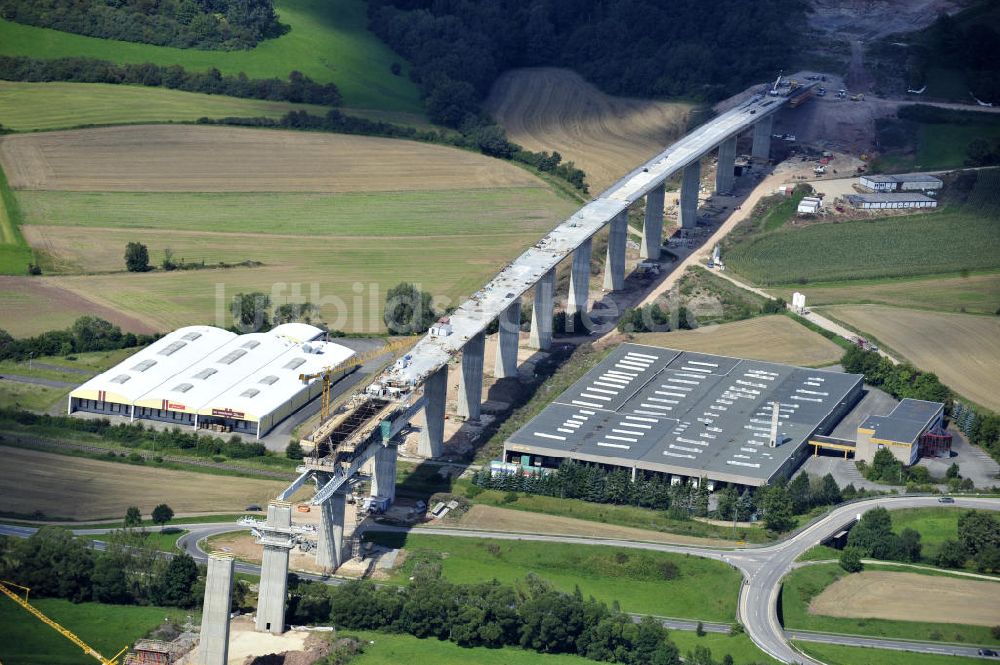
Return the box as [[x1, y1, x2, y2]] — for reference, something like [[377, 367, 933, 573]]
[[363, 496, 391, 515]]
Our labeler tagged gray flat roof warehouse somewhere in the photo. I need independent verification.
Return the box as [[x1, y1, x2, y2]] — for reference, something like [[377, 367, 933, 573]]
[[506, 345, 863, 487]]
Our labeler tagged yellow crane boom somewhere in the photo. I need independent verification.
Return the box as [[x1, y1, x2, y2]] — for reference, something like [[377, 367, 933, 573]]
[[298, 338, 416, 423], [0, 581, 128, 665]]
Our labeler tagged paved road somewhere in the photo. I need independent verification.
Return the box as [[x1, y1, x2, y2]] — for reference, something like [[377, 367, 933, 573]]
[[4, 495, 999, 663]]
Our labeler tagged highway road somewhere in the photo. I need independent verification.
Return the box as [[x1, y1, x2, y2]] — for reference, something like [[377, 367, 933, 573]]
[[3, 495, 999, 662]]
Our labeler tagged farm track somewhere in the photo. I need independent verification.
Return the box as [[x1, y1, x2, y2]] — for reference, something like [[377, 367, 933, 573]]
[[486, 68, 691, 192]]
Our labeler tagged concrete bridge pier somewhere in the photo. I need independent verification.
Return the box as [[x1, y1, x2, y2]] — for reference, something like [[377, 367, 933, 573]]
[[679, 160, 701, 230], [255, 501, 293, 634], [603, 210, 627, 291], [457, 332, 485, 420], [640, 182, 665, 260], [371, 443, 397, 503], [199, 553, 234, 665], [315, 487, 347, 571], [566, 236, 592, 321], [715, 136, 737, 194], [494, 299, 521, 378], [528, 268, 555, 350], [418, 365, 447, 457], [752, 115, 773, 160]]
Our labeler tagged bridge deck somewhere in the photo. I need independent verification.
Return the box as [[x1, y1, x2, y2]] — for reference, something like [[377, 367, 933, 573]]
[[386, 78, 814, 388]]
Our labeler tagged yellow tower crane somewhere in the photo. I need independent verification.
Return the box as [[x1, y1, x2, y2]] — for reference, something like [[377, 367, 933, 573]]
[[298, 337, 417, 423], [0, 580, 129, 665]]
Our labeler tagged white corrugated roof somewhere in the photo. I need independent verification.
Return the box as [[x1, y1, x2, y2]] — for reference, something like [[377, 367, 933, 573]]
[[133, 331, 299, 412], [70, 326, 236, 404], [269, 322, 325, 344], [202, 340, 356, 421]]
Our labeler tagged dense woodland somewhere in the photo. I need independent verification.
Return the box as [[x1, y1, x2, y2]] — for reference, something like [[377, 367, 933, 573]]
[[0, 56, 341, 105], [368, 0, 806, 126], [0, 0, 285, 50], [912, 7, 1000, 101]]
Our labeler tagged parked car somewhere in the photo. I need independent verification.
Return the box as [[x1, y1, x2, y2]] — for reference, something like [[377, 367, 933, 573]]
[[245, 504, 262, 511]]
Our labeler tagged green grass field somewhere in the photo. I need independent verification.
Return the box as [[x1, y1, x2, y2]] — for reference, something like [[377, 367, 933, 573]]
[[366, 533, 742, 621], [794, 641, 988, 665], [781, 563, 999, 646], [771, 271, 1000, 315], [725, 208, 1000, 286], [84, 529, 186, 552], [17, 188, 569, 239], [458, 485, 771, 543], [0, 162, 33, 275], [0, 81, 333, 131], [0, 598, 190, 665], [889, 507, 989, 563], [347, 630, 592, 665], [670, 632, 780, 665], [0, 348, 136, 412], [0, 0, 422, 113]]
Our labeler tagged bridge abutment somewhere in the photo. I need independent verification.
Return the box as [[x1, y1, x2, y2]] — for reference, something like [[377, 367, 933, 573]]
[[679, 161, 701, 229], [716, 136, 738, 194], [418, 365, 447, 457], [567, 236, 592, 319], [494, 300, 521, 378], [603, 210, 627, 291], [457, 332, 485, 420], [640, 182, 665, 260], [528, 268, 554, 350], [752, 115, 773, 160]]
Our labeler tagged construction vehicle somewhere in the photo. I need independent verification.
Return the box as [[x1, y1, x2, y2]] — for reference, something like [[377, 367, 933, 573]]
[[0, 580, 129, 665]]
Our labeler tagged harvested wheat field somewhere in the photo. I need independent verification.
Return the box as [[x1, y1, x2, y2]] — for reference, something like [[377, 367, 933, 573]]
[[633, 315, 843, 367], [809, 570, 1000, 626], [0, 125, 541, 192], [486, 68, 692, 192], [822, 305, 1000, 410], [0, 447, 291, 520]]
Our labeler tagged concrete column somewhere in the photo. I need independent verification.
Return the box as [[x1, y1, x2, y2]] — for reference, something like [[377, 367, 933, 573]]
[[715, 136, 737, 194], [679, 161, 701, 230], [603, 210, 627, 292], [457, 333, 485, 420], [752, 115, 773, 160], [199, 553, 234, 665], [255, 501, 292, 634], [316, 489, 346, 571], [528, 269, 555, 350], [371, 444, 397, 504], [567, 237, 592, 319], [417, 366, 447, 458], [494, 299, 521, 379], [640, 183, 665, 260]]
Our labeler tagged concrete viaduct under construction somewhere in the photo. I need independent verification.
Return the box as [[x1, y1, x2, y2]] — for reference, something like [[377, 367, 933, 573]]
[[200, 75, 818, 647]]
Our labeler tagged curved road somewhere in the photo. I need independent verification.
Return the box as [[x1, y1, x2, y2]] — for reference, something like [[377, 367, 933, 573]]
[[3, 495, 999, 663]]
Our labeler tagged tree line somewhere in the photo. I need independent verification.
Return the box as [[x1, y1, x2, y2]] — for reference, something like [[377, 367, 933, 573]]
[[367, 0, 805, 128], [0, 525, 203, 607], [197, 111, 589, 192], [0, 0, 285, 50], [286, 571, 763, 665], [473, 461, 856, 533], [840, 507, 999, 574], [0, 316, 157, 362], [0, 56, 341, 106], [841, 346, 951, 406], [1, 408, 269, 459]]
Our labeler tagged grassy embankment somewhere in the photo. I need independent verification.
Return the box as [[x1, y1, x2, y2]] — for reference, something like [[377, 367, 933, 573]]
[[0, 0, 422, 114], [794, 641, 990, 665], [0, 163, 32, 275], [0, 347, 134, 412], [366, 532, 741, 621], [781, 562, 999, 646], [0, 597, 190, 665]]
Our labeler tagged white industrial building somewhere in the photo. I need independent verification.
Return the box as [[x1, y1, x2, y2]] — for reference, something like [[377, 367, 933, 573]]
[[845, 193, 939, 210], [859, 173, 943, 192], [69, 323, 355, 438]]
